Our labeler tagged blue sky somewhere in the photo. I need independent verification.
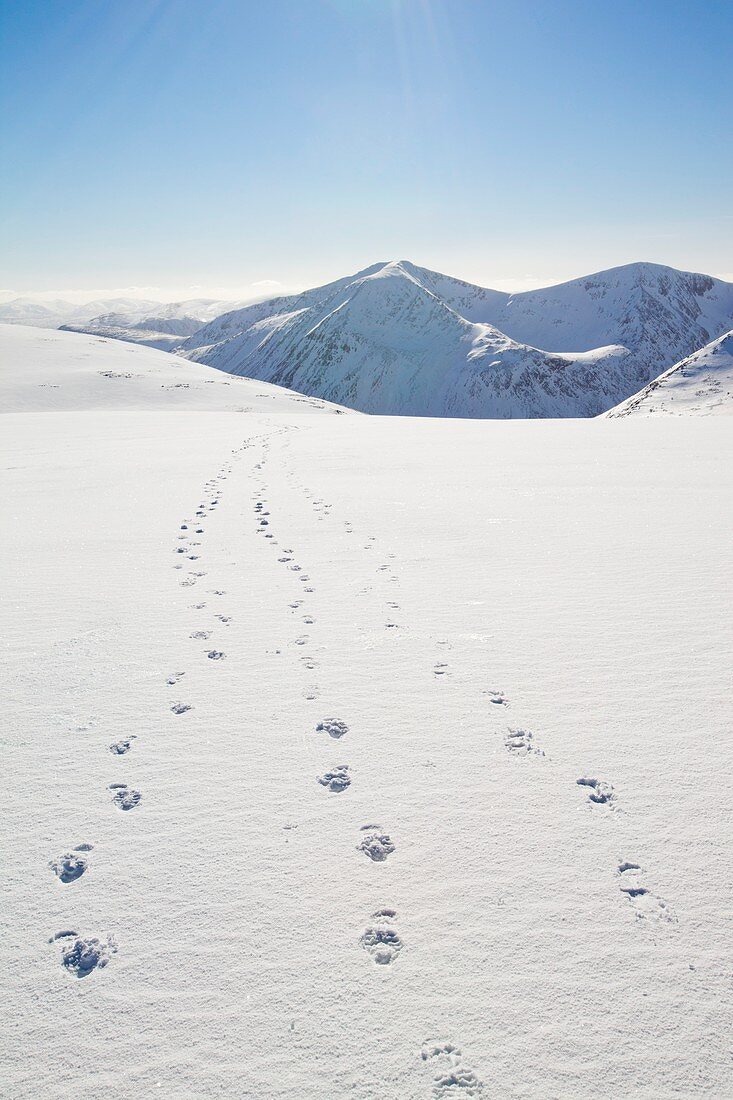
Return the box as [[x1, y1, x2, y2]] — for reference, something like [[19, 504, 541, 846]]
[[1, 0, 731, 299]]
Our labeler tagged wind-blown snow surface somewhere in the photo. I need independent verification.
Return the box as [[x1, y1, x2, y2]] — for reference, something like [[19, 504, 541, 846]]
[[180, 260, 733, 418], [607, 329, 733, 416], [2, 328, 733, 1098]]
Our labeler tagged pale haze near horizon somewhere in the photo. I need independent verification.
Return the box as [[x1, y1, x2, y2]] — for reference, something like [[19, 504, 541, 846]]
[[1, 0, 731, 303]]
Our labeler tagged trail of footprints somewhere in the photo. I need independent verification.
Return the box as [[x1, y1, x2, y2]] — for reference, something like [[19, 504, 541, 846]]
[[250, 468, 412, 978], [428, 635, 677, 939], [48, 432, 677, 1092], [49, 441, 249, 977]]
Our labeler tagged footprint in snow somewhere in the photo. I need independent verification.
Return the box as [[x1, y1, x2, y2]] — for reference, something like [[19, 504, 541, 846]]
[[486, 690, 508, 706], [109, 736, 136, 755], [171, 702, 192, 715], [505, 728, 544, 756], [357, 828, 396, 862], [50, 930, 116, 978], [49, 846, 92, 883], [577, 776, 615, 806], [421, 1041, 483, 1098], [190, 630, 211, 640], [434, 663, 449, 677], [316, 718, 348, 739], [361, 908, 402, 965], [617, 861, 676, 925], [207, 650, 226, 660], [317, 765, 351, 792], [108, 784, 141, 810]]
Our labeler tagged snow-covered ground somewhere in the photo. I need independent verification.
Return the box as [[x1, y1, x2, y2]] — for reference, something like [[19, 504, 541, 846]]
[[2, 328, 732, 1099]]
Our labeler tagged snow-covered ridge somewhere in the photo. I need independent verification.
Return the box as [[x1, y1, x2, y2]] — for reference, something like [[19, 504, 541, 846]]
[[178, 260, 733, 418], [606, 329, 733, 417]]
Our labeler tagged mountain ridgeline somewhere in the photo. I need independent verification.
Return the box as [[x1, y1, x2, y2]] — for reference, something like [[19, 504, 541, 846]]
[[18, 260, 733, 418], [176, 261, 733, 418]]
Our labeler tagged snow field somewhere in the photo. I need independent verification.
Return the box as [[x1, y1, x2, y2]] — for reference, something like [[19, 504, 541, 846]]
[[1, 329, 732, 1098]]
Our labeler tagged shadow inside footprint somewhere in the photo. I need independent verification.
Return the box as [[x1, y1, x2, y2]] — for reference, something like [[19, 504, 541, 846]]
[[577, 776, 615, 805], [360, 922, 403, 965], [316, 718, 348, 739], [108, 784, 141, 811], [505, 728, 544, 756], [50, 852, 88, 883], [109, 736, 136, 755], [317, 765, 351, 792], [357, 833, 395, 862], [56, 933, 116, 978]]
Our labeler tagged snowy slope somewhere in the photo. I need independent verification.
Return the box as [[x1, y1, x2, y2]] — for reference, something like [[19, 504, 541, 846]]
[[606, 330, 733, 417], [59, 315, 207, 352], [2, 326, 732, 1098], [0, 324, 350, 414], [180, 260, 733, 418], [57, 323, 195, 352], [64, 312, 204, 338]]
